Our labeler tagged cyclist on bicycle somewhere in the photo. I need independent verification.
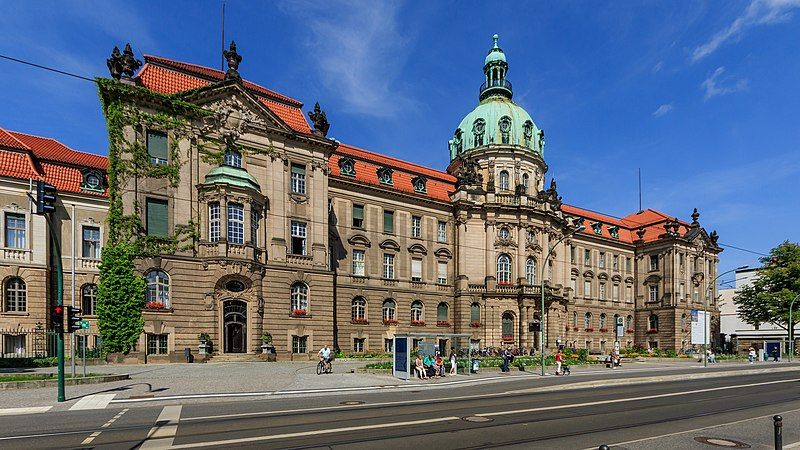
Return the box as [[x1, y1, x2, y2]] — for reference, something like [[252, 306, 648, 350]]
[[318, 344, 332, 371]]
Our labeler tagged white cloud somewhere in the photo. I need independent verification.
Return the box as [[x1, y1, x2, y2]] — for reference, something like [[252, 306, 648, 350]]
[[280, 0, 415, 118], [692, 0, 800, 62], [652, 61, 664, 73], [652, 103, 673, 117], [701, 67, 748, 100]]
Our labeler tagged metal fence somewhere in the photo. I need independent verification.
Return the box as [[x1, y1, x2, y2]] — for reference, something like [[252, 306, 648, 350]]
[[0, 328, 102, 359]]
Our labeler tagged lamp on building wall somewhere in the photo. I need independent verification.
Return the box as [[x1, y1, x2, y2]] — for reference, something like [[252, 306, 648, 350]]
[[705, 265, 748, 367], [541, 219, 585, 376]]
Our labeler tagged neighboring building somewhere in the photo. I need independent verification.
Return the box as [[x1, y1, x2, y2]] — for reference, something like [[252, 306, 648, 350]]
[[2, 35, 723, 361], [0, 128, 107, 357]]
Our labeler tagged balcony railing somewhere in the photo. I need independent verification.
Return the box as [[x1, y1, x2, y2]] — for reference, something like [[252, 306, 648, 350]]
[[479, 79, 513, 98], [2, 247, 30, 262], [199, 241, 264, 263]]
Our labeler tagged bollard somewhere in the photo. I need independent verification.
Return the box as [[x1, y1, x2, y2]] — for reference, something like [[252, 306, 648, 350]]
[[774, 415, 782, 450], [599, 446, 610, 450]]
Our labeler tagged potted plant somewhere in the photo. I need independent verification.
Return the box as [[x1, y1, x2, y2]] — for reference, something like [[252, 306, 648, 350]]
[[260, 332, 274, 354], [198, 332, 211, 355]]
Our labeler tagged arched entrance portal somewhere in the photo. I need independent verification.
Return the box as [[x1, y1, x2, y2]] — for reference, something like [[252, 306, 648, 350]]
[[223, 300, 247, 353], [502, 312, 515, 344]]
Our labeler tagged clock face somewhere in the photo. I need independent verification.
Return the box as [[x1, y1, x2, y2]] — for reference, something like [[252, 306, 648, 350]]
[[86, 173, 101, 189]]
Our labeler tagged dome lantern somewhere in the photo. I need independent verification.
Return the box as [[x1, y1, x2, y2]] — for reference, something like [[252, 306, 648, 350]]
[[480, 34, 512, 101]]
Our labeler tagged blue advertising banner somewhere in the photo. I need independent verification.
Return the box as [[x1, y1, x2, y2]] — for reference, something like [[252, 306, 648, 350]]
[[393, 337, 409, 380]]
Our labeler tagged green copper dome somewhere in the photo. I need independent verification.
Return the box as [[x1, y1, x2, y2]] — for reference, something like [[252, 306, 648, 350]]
[[203, 165, 261, 191], [449, 34, 543, 161]]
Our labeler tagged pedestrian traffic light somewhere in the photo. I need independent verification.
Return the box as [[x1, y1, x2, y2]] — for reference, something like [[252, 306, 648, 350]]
[[66, 306, 82, 333], [51, 305, 64, 334], [35, 180, 57, 215]]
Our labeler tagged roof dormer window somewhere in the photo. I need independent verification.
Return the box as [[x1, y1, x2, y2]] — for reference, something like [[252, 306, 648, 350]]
[[224, 148, 242, 168], [339, 157, 356, 176], [377, 167, 393, 186], [412, 176, 427, 194], [81, 169, 105, 192], [591, 222, 603, 235]]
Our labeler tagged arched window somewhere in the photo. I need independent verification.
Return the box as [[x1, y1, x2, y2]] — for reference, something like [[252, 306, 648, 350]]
[[223, 148, 242, 167], [82, 284, 98, 316], [497, 254, 512, 284], [453, 129, 463, 154], [526, 257, 537, 285], [499, 227, 510, 240], [626, 315, 633, 330], [499, 116, 511, 144], [573, 311, 578, 327], [411, 301, 424, 323], [145, 270, 170, 308], [649, 314, 659, 332], [584, 312, 592, 329], [382, 299, 396, 322], [470, 302, 481, 324], [502, 312, 514, 341], [523, 121, 534, 147], [681, 313, 687, 330], [499, 170, 510, 190], [4, 277, 26, 312], [473, 119, 485, 146], [290, 282, 308, 313], [522, 173, 529, 193], [613, 314, 620, 330], [437, 302, 449, 323], [599, 313, 607, 329], [351, 297, 366, 321]]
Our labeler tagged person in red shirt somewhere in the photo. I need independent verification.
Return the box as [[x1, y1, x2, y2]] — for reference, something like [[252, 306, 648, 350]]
[[555, 349, 564, 375]]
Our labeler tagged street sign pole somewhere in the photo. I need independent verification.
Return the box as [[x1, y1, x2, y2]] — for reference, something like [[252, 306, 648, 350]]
[[45, 214, 65, 402], [82, 330, 87, 377]]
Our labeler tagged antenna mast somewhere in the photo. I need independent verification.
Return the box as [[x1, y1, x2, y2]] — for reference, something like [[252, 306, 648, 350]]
[[638, 168, 642, 212], [221, 0, 226, 71]]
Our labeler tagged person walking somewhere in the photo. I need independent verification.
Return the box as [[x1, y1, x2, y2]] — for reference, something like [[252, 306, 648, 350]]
[[748, 347, 756, 364], [449, 348, 457, 375], [501, 347, 512, 372], [555, 349, 564, 375]]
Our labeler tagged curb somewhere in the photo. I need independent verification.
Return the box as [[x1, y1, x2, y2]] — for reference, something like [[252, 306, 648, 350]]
[[505, 366, 800, 394], [0, 374, 130, 390]]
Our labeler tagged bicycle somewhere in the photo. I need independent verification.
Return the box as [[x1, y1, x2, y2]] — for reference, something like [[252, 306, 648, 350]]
[[316, 358, 332, 375]]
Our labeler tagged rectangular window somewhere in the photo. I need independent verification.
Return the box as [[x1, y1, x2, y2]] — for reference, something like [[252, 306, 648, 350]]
[[584, 280, 592, 297], [146, 131, 168, 165], [411, 216, 421, 238], [570, 277, 577, 292], [146, 198, 169, 237], [5, 213, 25, 249], [625, 256, 631, 272], [352, 250, 365, 276], [438, 261, 447, 284], [290, 163, 306, 194], [3, 334, 26, 355], [209, 203, 220, 242], [679, 253, 685, 271], [250, 208, 261, 245], [352, 204, 364, 228], [383, 210, 394, 233], [570, 245, 576, 264], [649, 285, 659, 302], [599, 282, 606, 300], [626, 285, 633, 302], [679, 283, 685, 301], [612, 284, 619, 301], [693, 288, 699, 302], [291, 221, 307, 255], [227, 203, 244, 244], [599, 252, 606, 269], [384, 338, 393, 353], [146, 334, 168, 355], [81, 226, 101, 259], [353, 338, 365, 353], [292, 335, 308, 354], [694, 257, 699, 272], [650, 255, 659, 271], [584, 249, 591, 266], [383, 254, 395, 279], [612, 254, 619, 270], [437, 221, 447, 243], [411, 257, 422, 282]]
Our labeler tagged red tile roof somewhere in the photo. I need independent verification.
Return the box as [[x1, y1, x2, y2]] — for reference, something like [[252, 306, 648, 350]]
[[136, 56, 311, 133], [329, 143, 456, 202], [0, 149, 42, 181], [0, 128, 31, 151], [563, 205, 693, 244], [9, 131, 107, 170]]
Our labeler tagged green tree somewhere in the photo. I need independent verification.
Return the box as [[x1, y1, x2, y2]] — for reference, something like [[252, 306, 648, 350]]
[[734, 241, 800, 331], [97, 242, 147, 354]]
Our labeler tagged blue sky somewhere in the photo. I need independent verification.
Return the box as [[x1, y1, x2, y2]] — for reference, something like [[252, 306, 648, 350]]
[[1, 0, 799, 282]]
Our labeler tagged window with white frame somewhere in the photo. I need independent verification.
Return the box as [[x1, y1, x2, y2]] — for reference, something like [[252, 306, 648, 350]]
[[223, 148, 242, 167], [612, 254, 619, 270], [4, 277, 26, 312], [351, 297, 366, 321], [227, 203, 244, 244], [146, 270, 170, 308], [290, 163, 306, 194], [693, 287, 699, 302], [411, 257, 422, 282], [526, 258, 537, 285], [625, 256, 631, 272], [250, 207, 261, 245], [292, 335, 307, 353], [584, 280, 592, 297], [499, 170, 510, 190], [649, 285, 659, 302], [570, 277, 577, 291], [584, 249, 591, 266], [599, 313, 607, 329], [384, 338, 393, 352], [626, 285, 633, 302], [648, 314, 659, 331], [411, 216, 421, 238], [82, 226, 101, 259], [382, 299, 396, 321], [437, 221, 447, 242], [497, 254, 512, 284], [290, 282, 308, 312], [208, 203, 220, 242], [5, 213, 25, 249], [352, 204, 364, 228], [612, 283, 619, 301], [82, 284, 98, 316], [411, 301, 424, 322], [650, 255, 659, 271], [146, 334, 168, 355], [352, 250, 365, 276], [570, 245, 576, 264], [470, 302, 480, 323], [383, 254, 395, 279], [290, 221, 306, 255], [353, 338, 365, 353], [599, 282, 606, 300], [679, 283, 685, 300], [437, 261, 447, 284], [599, 252, 606, 268], [522, 173, 529, 193], [584, 312, 592, 329], [146, 131, 168, 165]]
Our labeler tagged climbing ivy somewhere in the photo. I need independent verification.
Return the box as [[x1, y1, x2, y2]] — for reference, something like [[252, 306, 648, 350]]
[[96, 242, 146, 354]]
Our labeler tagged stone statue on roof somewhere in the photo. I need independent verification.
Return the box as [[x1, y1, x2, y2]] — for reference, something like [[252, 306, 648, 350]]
[[308, 102, 330, 137], [455, 157, 483, 189], [107, 46, 123, 81], [120, 43, 142, 81], [223, 41, 243, 81]]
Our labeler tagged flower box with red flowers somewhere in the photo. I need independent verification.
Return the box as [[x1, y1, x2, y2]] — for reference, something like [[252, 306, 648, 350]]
[[436, 321, 451, 327], [292, 309, 307, 316], [382, 319, 399, 325], [145, 301, 165, 310], [626, 329, 635, 333], [410, 320, 426, 326], [647, 328, 658, 334], [599, 327, 608, 332], [470, 321, 482, 328], [497, 282, 513, 286], [585, 327, 594, 332], [351, 318, 368, 325]]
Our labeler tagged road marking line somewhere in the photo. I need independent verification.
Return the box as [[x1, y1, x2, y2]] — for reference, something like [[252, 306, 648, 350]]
[[139, 405, 182, 450], [0, 406, 52, 416], [477, 378, 798, 417], [594, 406, 800, 449], [69, 393, 116, 410], [169, 416, 460, 449], [80, 407, 129, 445]]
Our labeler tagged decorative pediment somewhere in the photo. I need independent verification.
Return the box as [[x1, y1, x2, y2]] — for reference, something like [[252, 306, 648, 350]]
[[644, 274, 662, 284], [408, 243, 428, 255], [583, 270, 595, 278], [624, 276, 635, 284], [597, 272, 609, 281], [379, 239, 400, 252], [611, 274, 622, 282], [434, 248, 453, 259], [570, 268, 580, 276], [347, 234, 371, 248], [526, 242, 542, 252]]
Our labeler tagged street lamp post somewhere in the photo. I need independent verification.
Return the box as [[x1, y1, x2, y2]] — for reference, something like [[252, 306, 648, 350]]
[[540, 221, 584, 376], [789, 294, 799, 363], [704, 265, 748, 367]]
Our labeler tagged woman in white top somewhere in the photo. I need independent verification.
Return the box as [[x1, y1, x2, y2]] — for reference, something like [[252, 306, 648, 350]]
[[449, 349, 457, 375]]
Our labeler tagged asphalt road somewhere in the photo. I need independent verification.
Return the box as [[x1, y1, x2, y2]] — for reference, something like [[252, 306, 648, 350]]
[[1, 370, 799, 449]]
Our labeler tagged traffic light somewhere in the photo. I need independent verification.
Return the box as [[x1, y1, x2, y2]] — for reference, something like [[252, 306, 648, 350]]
[[51, 305, 64, 334], [35, 180, 57, 215], [66, 306, 82, 333]]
